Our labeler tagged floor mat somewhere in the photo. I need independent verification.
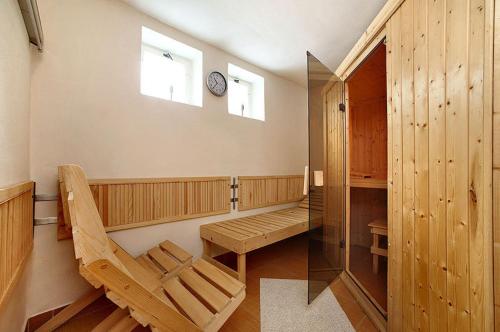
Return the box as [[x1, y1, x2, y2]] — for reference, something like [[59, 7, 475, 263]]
[[260, 278, 355, 332]]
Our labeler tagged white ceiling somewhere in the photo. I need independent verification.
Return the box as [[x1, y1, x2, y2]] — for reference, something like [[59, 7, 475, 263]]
[[122, 0, 386, 86]]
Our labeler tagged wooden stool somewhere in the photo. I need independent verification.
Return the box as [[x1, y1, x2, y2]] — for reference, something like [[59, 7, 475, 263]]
[[368, 219, 388, 274]]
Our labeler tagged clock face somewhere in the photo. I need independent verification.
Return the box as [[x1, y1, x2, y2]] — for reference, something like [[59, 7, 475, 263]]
[[206, 71, 227, 96]]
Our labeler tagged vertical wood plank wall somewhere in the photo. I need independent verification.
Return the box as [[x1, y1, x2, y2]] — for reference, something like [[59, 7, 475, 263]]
[[0, 182, 34, 308], [59, 176, 231, 233], [493, 0, 500, 329], [237, 175, 304, 211], [323, 82, 345, 267], [386, 0, 494, 330]]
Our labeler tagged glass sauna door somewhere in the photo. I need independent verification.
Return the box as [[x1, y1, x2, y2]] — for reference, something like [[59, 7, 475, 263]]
[[307, 52, 345, 303]]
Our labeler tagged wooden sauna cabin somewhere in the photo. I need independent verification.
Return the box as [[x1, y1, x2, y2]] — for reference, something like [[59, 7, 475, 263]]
[[314, 0, 499, 330]]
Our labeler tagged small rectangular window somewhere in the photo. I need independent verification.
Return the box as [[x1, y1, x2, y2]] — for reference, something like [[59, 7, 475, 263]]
[[228, 63, 265, 121], [141, 27, 202, 107]]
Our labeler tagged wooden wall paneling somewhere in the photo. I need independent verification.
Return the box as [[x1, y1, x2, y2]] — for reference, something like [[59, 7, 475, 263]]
[[0, 182, 34, 309], [60, 177, 231, 233], [495, 114, 500, 168], [494, 0, 500, 329], [400, 1, 416, 329], [413, 0, 430, 329], [469, 0, 491, 329], [428, 0, 448, 330], [495, 171, 500, 330], [347, 45, 388, 181], [385, 16, 395, 330], [336, 82, 345, 268], [323, 81, 344, 267], [345, 81, 352, 272], [446, 0, 470, 329], [237, 175, 304, 211], [388, 7, 404, 331], [383, 0, 495, 329]]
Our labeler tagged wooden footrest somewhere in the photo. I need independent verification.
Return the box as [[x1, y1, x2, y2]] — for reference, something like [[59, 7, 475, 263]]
[[161, 259, 245, 330], [136, 240, 193, 281]]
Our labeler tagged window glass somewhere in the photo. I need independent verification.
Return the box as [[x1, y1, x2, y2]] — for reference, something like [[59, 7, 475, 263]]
[[228, 63, 265, 121], [140, 27, 202, 107], [228, 78, 251, 117]]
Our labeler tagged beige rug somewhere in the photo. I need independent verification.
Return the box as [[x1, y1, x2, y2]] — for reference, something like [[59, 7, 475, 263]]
[[260, 278, 355, 332]]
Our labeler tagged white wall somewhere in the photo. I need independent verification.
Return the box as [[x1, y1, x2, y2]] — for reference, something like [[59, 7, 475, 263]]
[[25, 0, 308, 324], [31, 0, 307, 202], [0, 1, 32, 330], [0, 0, 31, 188]]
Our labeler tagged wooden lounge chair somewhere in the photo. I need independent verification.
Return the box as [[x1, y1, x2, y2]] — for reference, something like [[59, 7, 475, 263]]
[[56, 165, 245, 332]]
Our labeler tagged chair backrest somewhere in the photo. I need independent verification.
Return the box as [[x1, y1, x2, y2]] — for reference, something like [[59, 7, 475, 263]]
[[59, 165, 128, 273]]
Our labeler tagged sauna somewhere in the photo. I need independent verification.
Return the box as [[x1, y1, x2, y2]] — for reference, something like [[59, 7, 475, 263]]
[[346, 42, 388, 314], [1, 0, 499, 331]]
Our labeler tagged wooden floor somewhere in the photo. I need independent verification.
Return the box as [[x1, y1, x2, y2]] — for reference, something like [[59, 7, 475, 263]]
[[349, 245, 387, 311], [219, 234, 378, 331], [26, 234, 378, 332]]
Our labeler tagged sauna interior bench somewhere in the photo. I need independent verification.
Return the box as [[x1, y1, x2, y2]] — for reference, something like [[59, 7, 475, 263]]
[[200, 195, 320, 283]]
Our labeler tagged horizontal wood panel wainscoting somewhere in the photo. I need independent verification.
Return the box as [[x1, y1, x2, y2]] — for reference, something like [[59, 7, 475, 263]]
[[0, 181, 34, 309], [58, 171, 306, 238], [58, 170, 231, 238], [237, 175, 305, 211]]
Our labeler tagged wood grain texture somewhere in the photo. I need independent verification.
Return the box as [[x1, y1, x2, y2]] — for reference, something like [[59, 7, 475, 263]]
[[323, 81, 345, 269], [389, 8, 404, 331], [59, 175, 231, 234], [428, 0, 448, 329], [0, 181, 33, 310], [59, 165, 245, 331], [237, 175, 304, 211], [347, 44, 388, 182], [383, 0, 495, 329], [494, 0, 500, 328]]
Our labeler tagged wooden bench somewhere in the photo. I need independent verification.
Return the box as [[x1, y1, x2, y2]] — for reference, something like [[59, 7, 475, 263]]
[[52, 165, 245, 332], [368, 219, 388, 274], [200, 190, 322, 283]]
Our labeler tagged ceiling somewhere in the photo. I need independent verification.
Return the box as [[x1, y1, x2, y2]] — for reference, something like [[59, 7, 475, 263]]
[[122, 0, 386, 86]]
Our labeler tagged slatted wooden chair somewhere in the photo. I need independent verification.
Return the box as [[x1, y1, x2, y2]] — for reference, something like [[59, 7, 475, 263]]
[[56, 165, 245, 332]]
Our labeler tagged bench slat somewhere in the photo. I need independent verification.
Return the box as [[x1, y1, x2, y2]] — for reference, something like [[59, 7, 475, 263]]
[[223, 220, 267, 234], [244, 217, 284, 230], [213, 223, 258, 237], [163, 277, 214, 328], [250, 214, 297, 226], [136, 255, 164, 279], [179, 268, 231, 313], [159, 240, 192, 263], [148, 247, 178, 272], [237, 218, 279, 231], [192, 259, 244, 297], [205, 224, 249, 240], [219, 220, 265, 235]]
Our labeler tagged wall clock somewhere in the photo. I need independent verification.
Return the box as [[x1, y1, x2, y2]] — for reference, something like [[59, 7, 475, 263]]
[[206, 71, 227, 96]]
